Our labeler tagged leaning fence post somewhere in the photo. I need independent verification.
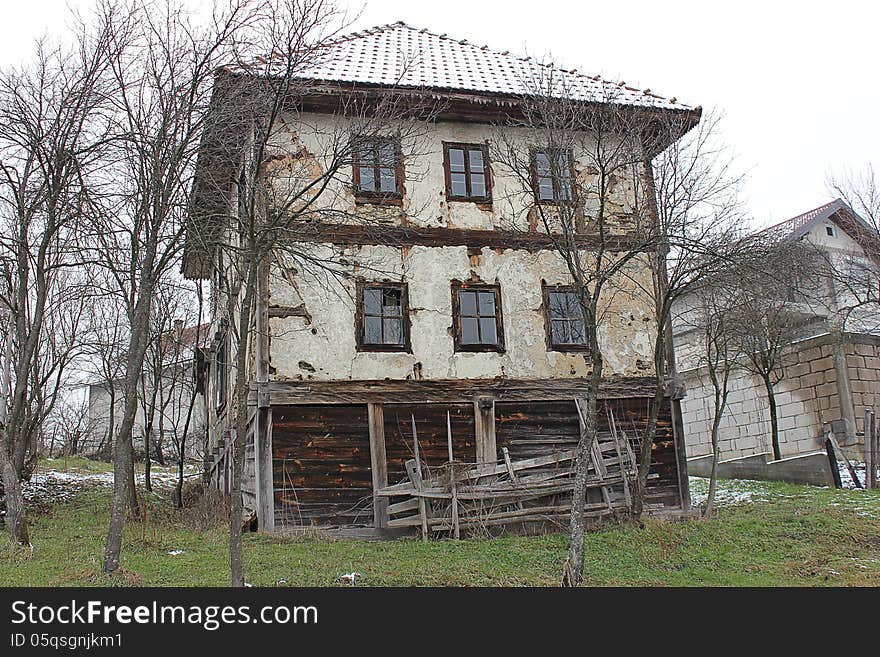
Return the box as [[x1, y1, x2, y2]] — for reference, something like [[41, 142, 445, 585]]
[[447, 411, 460, 540]]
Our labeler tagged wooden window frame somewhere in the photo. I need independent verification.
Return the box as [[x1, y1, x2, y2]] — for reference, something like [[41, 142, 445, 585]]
[[352, 137, 405, 206], [531, 147, 577, 204], [451, 281, 505, 353], [355, 280, 412, 353], [542, 283, 590, 353], [443, 142, 492, 203]]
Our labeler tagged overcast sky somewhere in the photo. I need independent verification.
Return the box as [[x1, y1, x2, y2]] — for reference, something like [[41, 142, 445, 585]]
[[2, 0, 877, 228]]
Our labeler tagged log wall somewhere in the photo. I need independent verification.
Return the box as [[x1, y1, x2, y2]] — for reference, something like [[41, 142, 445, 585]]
[[271, 395, 681, 528]]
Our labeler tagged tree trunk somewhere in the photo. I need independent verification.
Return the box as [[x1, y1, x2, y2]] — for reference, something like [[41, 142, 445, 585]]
[[562, 344, 602, 587], [1, 452, 29, 546], [103, 285, 154, 574], [144, 427, 152, 493], [704, 398, 725, 517], [763, 377, 781, 461]]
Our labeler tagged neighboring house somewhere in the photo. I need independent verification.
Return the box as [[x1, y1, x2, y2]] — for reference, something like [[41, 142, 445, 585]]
[[86, 323, 209, 463], [184, 22, 701, 532], [674, 199, 880, 465]]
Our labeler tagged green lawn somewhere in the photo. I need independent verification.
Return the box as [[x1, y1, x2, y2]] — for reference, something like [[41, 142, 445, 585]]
[[2, 478, 879, 586]]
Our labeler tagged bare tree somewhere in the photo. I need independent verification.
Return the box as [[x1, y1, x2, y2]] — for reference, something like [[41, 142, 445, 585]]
[[490, 69, 699, 585], [684, 283, 742, 516], [80, 0, 252, 574], [0, 20, 114, 545], [728, 242, 823, 461], [623, 109, 746, 519]]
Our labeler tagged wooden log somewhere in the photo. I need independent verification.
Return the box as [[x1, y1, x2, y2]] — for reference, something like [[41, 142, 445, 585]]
[[828, 429, 862, 489]]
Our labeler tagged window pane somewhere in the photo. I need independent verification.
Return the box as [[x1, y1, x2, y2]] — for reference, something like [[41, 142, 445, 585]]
[[448, 148, 465, 172], [562, 292, 579, 318], [383, 318, 402, 344], [459, 290, 477, 316], [460, 317, 479, 344], [536, 152, 551, 176], [477, 291, 496, 316], [479, 317, 497, 345], [570, 320, 586, 345], [363, 288, 382, 315], [468, 148, 484, 172], [364, 316, 382, 343], [550, 319, 569, 345], [382, 289, 401, 315], [359, 144, 376, 166], [379, 167, 397, 193], [538, 177, 554, 200], [470, 173, 486, 197], [358, 165, 376, 192], [450, 172, 467, 197], [548, 291, 565, 318]]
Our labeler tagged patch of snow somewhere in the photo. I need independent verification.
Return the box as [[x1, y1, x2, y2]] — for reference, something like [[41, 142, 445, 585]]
[[167, 550, 185, 556]]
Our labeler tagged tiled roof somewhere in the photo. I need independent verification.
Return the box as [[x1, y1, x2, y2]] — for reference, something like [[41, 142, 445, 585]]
[[755, 199, 849, 241], [239, 21, 693, 111]]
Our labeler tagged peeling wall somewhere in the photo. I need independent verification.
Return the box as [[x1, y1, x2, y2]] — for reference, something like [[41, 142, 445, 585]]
[[268, 243, 656, 381], [259, 112, 657, 383]]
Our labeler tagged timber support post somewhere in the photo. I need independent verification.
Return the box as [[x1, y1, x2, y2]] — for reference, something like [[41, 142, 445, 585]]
[[474, 396, 496, 464], [368, 402, 389, 528]]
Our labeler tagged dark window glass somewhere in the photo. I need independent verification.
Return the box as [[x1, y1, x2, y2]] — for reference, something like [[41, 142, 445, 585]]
[[547, 289, 587, 347], [361, 286, 404, 347], [354, 139, 400, 196], [534, 149, 573, 202], [457, 288, 499, 346], [445, 144, 490, 201]]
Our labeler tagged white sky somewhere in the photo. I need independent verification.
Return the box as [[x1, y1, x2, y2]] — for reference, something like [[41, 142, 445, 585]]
[[2, 0, 877, 228]]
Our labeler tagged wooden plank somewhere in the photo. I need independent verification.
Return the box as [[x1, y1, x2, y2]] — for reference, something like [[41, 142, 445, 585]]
[[410, 415, 429, 540], [367, 403, 389, 528], [447, 411, 460, 539]]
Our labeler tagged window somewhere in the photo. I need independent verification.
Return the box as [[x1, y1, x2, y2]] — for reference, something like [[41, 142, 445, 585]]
[[443, 143, 491, 202], [356, 282, 410, 351], [532, 148, 574, 202], [215, 332, 227, 410], [826, 225, 835, 237], [352, 137, 402, 201], [544, 285, 588, 351], [452, 282, 504, 352]]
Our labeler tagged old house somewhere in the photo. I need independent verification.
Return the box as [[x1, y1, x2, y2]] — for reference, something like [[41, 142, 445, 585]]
[[184, 22, 701, 533], [85, 322, 208, 463], [674, 199, 880, 477]]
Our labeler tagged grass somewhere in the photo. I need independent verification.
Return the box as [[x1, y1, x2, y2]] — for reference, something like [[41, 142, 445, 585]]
[[2, 478, 879, 586], [37, 455, 114, 475]]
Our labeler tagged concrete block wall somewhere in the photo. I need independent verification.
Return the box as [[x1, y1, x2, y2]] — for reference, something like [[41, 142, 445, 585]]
[[678, 334, 877, 462], [845, 337, 880, 438]]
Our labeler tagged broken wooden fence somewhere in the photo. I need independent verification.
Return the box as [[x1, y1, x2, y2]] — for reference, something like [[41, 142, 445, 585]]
[[377, 405, 648, 538]]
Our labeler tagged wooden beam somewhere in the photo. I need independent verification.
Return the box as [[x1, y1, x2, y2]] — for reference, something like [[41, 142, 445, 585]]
[[474, 396, 497, 463], [367, 403, 389, 529], [265, 221, 642, 253], [249, 376, 660, 406]]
